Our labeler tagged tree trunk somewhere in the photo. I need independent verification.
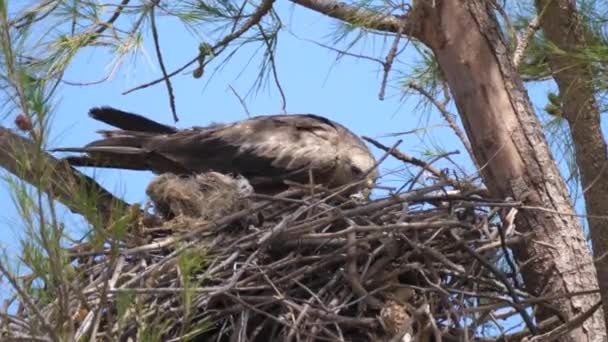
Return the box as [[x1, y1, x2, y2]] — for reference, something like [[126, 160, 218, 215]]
[[535, 0, 608, 329], [412, 2, 604, 338], [290, 0, 605, 339]]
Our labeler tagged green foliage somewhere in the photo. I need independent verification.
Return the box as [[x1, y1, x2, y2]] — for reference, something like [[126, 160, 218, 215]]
[[139, 319, 170, 342], [400, 42, 443, 105], [116, 289, 134, 329], [177, 246, 208, 315], [544, 91, 562, 116]]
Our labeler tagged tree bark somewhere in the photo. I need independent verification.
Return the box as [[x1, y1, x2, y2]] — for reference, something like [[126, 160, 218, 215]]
[[290, 0, 605, 339], [535, 0, 608, 330]]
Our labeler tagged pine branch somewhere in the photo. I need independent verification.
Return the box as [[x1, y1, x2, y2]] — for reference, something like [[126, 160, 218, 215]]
[[288, 0, 410, 34], [0, 127, 130, 226]]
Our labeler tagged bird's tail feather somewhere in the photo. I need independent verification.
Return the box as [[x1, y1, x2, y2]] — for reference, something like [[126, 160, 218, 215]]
[[52, 107, 190, 173], [53, 146, 146, 155], [59, 146, 190, 174], [85, 136, 146, 148], [89, 107, 177, 134], [52, 141, 151, 170], [96, 129, 159, 138], [51, 134, 147, 154], [63, 155, 151, 171]]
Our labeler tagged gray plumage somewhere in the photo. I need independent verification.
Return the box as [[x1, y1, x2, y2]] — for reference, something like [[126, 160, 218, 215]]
[[146, 172, 253, 220], [54, 107, 378, 194]]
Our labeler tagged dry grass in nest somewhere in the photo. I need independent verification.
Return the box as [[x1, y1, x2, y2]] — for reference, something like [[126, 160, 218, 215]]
[[0, 172, 577, 341]]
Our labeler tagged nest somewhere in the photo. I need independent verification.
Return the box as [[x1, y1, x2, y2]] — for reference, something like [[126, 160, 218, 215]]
[[2, 172, 561, 341]]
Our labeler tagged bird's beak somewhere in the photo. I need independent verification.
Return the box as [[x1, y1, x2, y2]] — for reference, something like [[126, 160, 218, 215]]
[[359, 178, 375, 199]]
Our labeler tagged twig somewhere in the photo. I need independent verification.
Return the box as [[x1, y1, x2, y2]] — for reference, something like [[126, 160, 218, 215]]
[[526, 301, 601, 341], [453, 230, 538, 335], [0, 261, 60, 342], [345, 219, 383, 309], [362, 139, 402, 180], [379, 19, 406, 100], [87, 254, 124, 341], [257, 23, 287, 112], [363, 136, 451, 184], [149, 2, 178, 122], [405, 150, 460, 192], [295, 35, 384, 65], [93, 0, 131, 36], [498, 207, 520, 288], [122, 0, 276, 95], [228, 85, 252, 118], [300, 220, 467, 240], [512, 14, 542, 67], [407, 82, 476, 167], [490, 0, 516, 48]]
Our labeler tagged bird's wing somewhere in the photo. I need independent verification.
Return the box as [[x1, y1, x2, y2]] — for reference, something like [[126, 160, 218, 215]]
[[144, 114, 342, 184], [55, 113, 344, 188]]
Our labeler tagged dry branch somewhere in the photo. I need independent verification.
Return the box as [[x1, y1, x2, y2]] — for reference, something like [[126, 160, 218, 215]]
[[288, 0, 410, 34]]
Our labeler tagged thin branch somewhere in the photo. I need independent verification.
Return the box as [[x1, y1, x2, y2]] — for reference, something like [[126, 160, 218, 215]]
[[407, 81, 477, 167], [528, 301, 602, 341], [379, 20, 405, 100], [490, 0, 516, 48], [345, 220, 383, 309], [363, 136, 443, 178], [150, 2, 178, 122], [229, 85, 252, 118], [10, 0, 60, 29], [93, 0, 131, 36], [454, 230, 538, 335], [288, 0, 410, 34], [122, 0, 276, 95], [497, 207, 520, 288], [0, 261, 60, 342], [512, 14, 542, 67], [257, 23, 287, 112], [362, 135, 486, 195], [296, 34, 384, 64]]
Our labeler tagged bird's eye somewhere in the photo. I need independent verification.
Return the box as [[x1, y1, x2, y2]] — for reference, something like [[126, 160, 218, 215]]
[[351, 165, 363, 176]]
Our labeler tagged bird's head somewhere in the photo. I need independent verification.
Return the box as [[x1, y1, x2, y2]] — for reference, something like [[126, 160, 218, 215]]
[[346, 148, 378, 196]]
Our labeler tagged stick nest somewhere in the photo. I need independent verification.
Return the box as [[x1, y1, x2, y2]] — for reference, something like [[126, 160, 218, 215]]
[[2, 172, 556, 341]]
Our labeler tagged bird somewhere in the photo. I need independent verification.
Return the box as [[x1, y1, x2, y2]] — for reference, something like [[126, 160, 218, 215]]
[[53, 107, 378, 195], [145, 172, 253, 220]]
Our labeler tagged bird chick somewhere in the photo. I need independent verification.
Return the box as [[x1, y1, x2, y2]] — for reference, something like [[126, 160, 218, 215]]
[[146, 172, 253, 221]]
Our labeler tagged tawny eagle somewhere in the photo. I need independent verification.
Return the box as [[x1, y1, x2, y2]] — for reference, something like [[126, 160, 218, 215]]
[[54, 107, 378, 194]]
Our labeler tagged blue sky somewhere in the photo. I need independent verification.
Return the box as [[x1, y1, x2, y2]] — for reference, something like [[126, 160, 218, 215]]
[[0, 1, 600, 327]]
